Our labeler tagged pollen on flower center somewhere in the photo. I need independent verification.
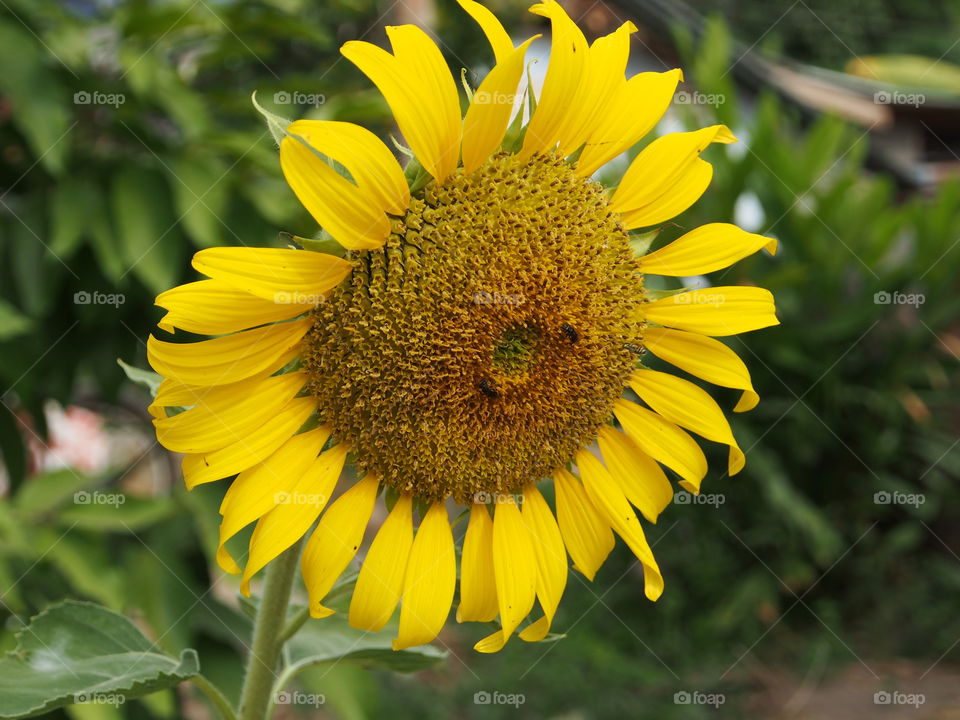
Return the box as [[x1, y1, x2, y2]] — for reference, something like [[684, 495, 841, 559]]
[[301, 152, 646, 503]]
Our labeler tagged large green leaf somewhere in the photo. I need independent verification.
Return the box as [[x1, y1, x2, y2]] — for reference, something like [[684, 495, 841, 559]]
[[110, 166, 181, 296], [0, 601, 199, 719], [284, 613, 447, 675], [0, 21, 71, 174], [0, 300, 32, 341]]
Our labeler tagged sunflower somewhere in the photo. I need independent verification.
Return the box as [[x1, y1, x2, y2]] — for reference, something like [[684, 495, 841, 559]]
[[148, 0, 778, 653]]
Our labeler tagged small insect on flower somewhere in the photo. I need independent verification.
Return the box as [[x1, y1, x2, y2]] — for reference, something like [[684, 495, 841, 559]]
[[147, 0, 779, 655], [478, 377, 500, 398]]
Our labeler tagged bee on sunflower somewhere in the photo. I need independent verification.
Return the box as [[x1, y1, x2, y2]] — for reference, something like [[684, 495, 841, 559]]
[[148, 0, 778, 654]]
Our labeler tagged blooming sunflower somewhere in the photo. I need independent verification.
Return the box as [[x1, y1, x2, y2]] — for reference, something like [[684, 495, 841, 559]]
[[148, 0, 778, 653]]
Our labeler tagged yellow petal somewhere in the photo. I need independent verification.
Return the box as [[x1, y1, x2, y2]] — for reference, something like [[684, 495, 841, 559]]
[[156, 279, 310, 335], [553, 468, 614, 581], [215, 426, 329, 575], [301, 474, 380, 618], [153, 372, 306, 454], [613, 399, 707, 493], [642, 286, 779, 337], [287, 120, 409, 215], [280, 130, 396, 251], [181, 396, 317, 489], [147, 318, 310, 388], [192, 247, 353, 303], [241, 442, 349, 594], [519, 1, 588, 158], [577, 69, 683, 177], [576, 450, 663, 601], [342, 25, 461, 181], [597, 425, 673, 523], [456, 503, 498, 623], [640, 223, 778, 276], [461, 36, 538, 174], [349, 495, 414, 632], [475, 495, 537, 653], [629, 369, 745, 476], [643, 327, 759, 411], [555, 21, 637, 157], [611, 125, 736, 229], [394, 501, 456, 650], [456, 0, 513, 63], [518, 484, 567, 642]]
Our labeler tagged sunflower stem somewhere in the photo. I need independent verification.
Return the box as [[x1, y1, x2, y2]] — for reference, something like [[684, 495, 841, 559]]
[[191, 674, 237, 720], [238, 539, 303, 720]]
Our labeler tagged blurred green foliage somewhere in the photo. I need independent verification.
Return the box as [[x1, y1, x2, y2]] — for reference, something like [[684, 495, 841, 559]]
[[686, 0, 960, 69], [0, 3, 958, 719]]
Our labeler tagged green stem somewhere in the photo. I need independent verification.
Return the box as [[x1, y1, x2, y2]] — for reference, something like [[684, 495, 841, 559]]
[[191, 674, 237, 720], [278, 605, 310, 645], [237, 539, 303, 720]]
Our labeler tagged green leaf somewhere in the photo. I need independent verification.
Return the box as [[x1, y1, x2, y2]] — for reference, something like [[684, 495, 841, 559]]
[[169, 154, 229, 248], [284, 613, 447, 675], [49, 181, 98, 261], [110, 166, 181, 296], [251, 91, 293, 147], [56, 495, 177, 532], [0, 601, 199, 719], [117, 359, 162, 397], [0, 300, 32, 341], [13, 469, 96, 517], [0, 21, 71, 175]]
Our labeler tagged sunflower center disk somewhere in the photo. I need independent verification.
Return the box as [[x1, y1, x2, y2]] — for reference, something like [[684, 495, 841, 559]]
[[302, 152, 646, 503]]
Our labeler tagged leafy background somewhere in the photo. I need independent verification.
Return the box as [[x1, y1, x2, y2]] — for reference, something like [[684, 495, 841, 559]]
[[1, 0, 958, 718]]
